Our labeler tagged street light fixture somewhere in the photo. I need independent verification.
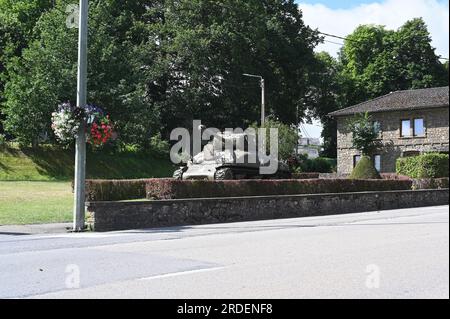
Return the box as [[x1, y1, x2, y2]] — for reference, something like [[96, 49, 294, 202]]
[[243, 73, 265, 126]]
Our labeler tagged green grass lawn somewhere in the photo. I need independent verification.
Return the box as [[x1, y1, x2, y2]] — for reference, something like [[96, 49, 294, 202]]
[[0, 145, 174, 181], [0, 181, 73, 225], [0, 145, 175, 225]]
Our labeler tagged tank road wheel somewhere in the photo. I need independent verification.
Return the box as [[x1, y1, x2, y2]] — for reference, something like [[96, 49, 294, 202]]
[[173, 167, 187, 180], [214, 168, 234, 181]]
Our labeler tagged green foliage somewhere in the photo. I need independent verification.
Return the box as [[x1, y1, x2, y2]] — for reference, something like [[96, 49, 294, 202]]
[[312, 19, 448, 156], [396, 153, 449, 178], [292, 155, 336, 173], [412, 178, 449, 190], [149, 133, 170, 158], [0, 145, 174, 181], [2, 0, 159, 146], [308, 157, 336, 173], [309, 52, 348, 158], [341, 19, 448, 98], [145, 178, 412, 200], [1, 0, 320, 148], [346, 112, 382, 156], [350, 156, 381, 180], [253, 118, 298, 161], [85, 179, 148, 202], [143, 0, 319, 133]]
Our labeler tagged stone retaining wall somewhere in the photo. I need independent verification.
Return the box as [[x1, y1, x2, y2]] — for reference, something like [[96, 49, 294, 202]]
[[87, 189, 449, 232]]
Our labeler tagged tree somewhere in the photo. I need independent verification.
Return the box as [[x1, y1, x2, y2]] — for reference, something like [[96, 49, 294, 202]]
[[136, 0, 320, 137], [346, 112, 381, 156], [340, 18, 448, 100], [308, 52, 349, 158], [313, 18, 449, 158], [255, 117, 298, 161], [3, 0, 160, 146], [2, 0, 320, 147], [346, 112, 382, 180], [0, 0, 54, 135]]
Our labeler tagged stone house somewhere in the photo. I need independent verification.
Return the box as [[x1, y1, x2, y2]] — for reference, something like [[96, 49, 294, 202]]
[[329, 86, 449, 175]]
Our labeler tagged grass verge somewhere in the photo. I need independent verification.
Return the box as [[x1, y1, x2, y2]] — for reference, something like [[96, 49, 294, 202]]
[[0, 181, 73, 225], [0, 145, 174, 181]]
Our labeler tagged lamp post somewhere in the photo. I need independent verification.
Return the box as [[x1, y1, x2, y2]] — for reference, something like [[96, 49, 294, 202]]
[[243, 73, 265, 126], [73, 0, 88, 232]]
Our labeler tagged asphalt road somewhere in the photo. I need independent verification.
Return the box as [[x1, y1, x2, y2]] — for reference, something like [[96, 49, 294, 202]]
[[0, 206, 448, 299]]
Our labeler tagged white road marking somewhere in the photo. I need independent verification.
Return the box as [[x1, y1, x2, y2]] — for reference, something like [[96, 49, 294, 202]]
[[40, 233, 127, 239], [140, 267, 226, 281]]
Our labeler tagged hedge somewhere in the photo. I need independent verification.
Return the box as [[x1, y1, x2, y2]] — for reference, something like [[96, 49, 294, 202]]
[[292, 173, 320, 179], [84, 177, 450, 201], [145, 178, 413, 200], [397, 153, 449, 178], [84, 179, 148, 201], [412, 178, 449, 190], [380, 173, 411, 180]]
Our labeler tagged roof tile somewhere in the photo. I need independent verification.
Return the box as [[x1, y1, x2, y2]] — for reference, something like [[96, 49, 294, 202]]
[[329, 86, 449, 117]]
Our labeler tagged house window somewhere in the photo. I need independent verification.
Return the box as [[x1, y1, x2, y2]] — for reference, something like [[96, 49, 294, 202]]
[[373, 155, 381, 172], [401, 120, 412, 137], [353, 155, 361, 168], [414, 118, 425, 136]]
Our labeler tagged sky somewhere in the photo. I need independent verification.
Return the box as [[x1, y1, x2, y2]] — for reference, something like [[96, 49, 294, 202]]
[[296, 0, 449, 140]]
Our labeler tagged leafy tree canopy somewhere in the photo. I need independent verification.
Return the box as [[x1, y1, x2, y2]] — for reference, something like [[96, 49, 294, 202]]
[[346, 112, 381, 156], [2, 0, 320, 147], [312, 18, 448, 157]]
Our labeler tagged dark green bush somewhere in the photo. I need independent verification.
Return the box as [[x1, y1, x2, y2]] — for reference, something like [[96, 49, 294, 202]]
[[350, 156, 381, 180], [397, 153, 449, 178], [291, 155, 336, 173], [146, 178, 412, 200], [311, 157, 336, 173], [84, 179, 148, 201]]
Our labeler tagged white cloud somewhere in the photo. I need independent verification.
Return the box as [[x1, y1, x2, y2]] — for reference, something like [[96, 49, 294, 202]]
[[298, 0, 449, 59]]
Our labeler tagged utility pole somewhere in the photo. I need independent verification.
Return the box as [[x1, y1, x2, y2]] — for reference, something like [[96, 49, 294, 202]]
[[243, 74, 265, 125], [73, 0, 88, 232]]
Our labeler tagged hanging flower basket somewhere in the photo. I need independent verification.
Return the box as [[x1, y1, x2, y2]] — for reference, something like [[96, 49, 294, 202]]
[[51, 102, 115, 146], [51, 103, 81, 144]]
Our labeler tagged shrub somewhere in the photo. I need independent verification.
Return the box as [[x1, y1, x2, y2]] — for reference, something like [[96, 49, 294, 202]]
[[412, 178, 449, 190], [309, 157, 336, 173], [290, 155, 336, 173], [397, 153, 449, 178], [252, 118, 298, 161], [149, 133, 170, 158], [350, 156, 381, 179], [146, 178, 412, 200]]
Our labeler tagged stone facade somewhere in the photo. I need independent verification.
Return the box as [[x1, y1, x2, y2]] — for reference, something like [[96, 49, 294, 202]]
[[336, 107, 449, 175], [87, 189, 449, 232]]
